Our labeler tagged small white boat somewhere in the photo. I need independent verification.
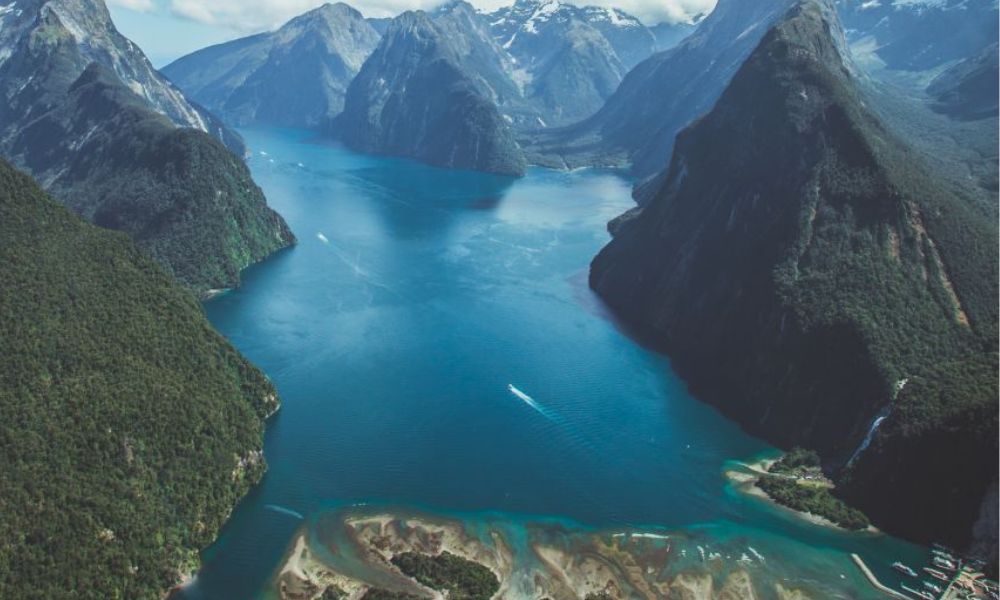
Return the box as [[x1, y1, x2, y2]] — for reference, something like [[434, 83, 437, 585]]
[[900, 583, 933, 600]]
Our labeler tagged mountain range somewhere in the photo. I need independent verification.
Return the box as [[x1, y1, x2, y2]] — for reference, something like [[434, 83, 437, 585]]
[[525, 0, 800, 176], [485, 0, 692, 125], [165, 0, 698, 168], [162, 3, 381, 130], [0, 0, 294, 295], [590, 0, 997, 554]]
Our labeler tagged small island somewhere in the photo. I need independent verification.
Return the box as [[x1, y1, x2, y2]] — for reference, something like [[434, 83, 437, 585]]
[[730, 449, 871, 531]]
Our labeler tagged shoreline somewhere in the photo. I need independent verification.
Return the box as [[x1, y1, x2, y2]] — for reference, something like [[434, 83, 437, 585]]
[[726, 468, 847, 531], [725, 458, 879, 535], [264, 508, 843, 600]]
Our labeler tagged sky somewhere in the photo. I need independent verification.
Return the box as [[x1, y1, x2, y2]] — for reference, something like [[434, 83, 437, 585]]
[[108, 0, 717, 67]]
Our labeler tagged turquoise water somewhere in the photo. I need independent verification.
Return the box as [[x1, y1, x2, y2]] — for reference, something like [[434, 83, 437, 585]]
[[184, 128, 925, 599]]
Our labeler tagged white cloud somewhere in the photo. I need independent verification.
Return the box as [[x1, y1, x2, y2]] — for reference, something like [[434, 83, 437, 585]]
[[592, 0, 716, 24], [168, 0, 715, 32], [108, 0, 156, 12]]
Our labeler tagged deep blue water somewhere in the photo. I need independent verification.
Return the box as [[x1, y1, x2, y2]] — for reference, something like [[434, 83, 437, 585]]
[[185, 128, 924, 599]]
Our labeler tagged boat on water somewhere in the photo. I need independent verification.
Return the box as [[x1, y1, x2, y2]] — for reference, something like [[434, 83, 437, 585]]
[[932, 556, 958, 571], [923, 567, 950, 581], [932, 549, 956, 561], [894, 562, 918, 577], [923, 581, 944, 594], [901, 583, 934, 600]]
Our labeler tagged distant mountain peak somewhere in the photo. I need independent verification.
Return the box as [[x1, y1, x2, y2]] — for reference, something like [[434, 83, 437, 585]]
[[432, 0, 482, 15], [330, 6, 528, 175], [289, 1, 365, 24], [163, 0, 379, 129], [580, 5, 644, 28]]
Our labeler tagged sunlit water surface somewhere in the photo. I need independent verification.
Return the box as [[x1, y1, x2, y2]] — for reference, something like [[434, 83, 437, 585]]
[[181, 128, 924, 599]]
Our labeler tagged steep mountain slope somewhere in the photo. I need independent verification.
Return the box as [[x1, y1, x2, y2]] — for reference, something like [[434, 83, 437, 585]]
[[837, 0, 998, 72], [590, 0, 997, 552], [928, 42, 999, 121], [525, 0, 798, 177], [649, 21, 696, 51], [0, 159, 280, 598], [429, 0, 540, 127], [0, 0, 294, 295], [0, 0, 243, 152], [578, 4, 660, 66], [330, 10, 527, 175], [163, 3, 381, 129]]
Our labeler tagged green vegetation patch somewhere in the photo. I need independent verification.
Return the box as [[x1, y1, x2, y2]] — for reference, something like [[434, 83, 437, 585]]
[[769, 448, 823, 477], [391, 551, 500, 600], [758, 475, 870, 530]]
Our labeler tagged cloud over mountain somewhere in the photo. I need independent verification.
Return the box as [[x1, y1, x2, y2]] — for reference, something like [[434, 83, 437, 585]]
[[164, 0, 714, 31]]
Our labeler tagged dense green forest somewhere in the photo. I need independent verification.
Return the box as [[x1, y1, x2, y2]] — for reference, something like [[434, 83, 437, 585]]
[[391, 551, 500, 600], [769, 448, 821, 475], [0, 160, 279, 598], [758, 476, 870, 530]]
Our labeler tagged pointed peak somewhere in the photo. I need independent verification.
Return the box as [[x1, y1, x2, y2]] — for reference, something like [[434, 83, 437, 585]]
[[432, 0, 478, 13], [388, 9, 437, 32], [283, 2, 365, 30]]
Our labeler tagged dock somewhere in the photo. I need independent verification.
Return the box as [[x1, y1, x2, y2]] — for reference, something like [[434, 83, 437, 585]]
[[851, 554, 912, 599]]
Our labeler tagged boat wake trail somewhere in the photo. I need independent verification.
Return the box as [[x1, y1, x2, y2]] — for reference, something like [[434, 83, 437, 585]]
[[265, 504, 305, 520], [508, 384, 555, 421]]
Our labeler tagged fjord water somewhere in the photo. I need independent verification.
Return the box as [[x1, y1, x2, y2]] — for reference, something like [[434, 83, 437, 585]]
[[188, 128, 922, 599]]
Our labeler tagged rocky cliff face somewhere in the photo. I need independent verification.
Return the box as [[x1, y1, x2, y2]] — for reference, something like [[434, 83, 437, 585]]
[[0, 0, 294, 294], [330, 9, 527, 176], [0, 0, 243, 152], [590, 0, 997, 553], [525, 0, 799, 176], [163, 2, 381, 129]]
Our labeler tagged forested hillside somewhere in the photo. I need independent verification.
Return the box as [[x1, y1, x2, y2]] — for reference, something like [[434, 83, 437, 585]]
[[0, 160, 280, 598]]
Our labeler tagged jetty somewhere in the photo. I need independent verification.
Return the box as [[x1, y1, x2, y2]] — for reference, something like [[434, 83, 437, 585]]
[[851, 554, 911, 599]]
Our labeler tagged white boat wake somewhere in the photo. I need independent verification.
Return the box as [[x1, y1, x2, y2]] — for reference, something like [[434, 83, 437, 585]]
[[508, 384, 553, 420], [265, 504, 304, 520]]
